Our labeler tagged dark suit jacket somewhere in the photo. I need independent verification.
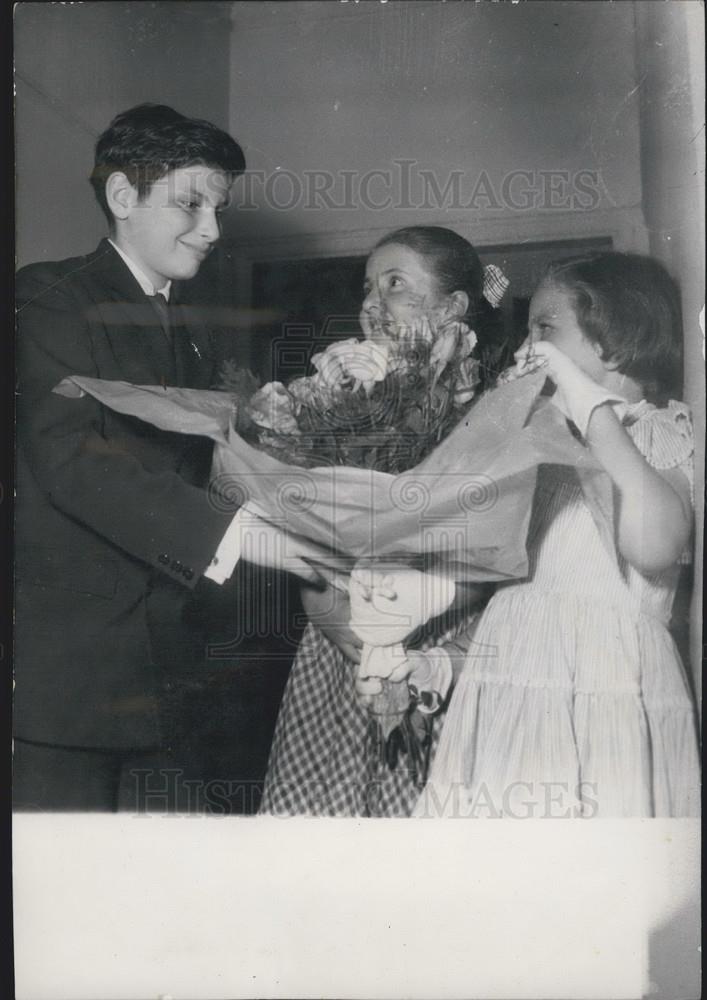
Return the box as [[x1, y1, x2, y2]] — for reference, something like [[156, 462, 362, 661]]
[[14, 239, 238, 749]]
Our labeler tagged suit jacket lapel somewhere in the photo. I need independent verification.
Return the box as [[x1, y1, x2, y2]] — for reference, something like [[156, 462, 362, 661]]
[[88, 240, 176, 386], [170, 287, 216, 389], [87, 241, 216, 389]]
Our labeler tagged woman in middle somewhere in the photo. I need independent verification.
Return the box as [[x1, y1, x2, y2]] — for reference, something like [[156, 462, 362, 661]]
[[260, 226, 508, 816]]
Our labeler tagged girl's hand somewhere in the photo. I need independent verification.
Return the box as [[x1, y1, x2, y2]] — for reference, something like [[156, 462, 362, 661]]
[[515, 337, 596, 393], [353, 653, 413, 701], [300, 581, 362, 664], [354, 650, 425, 702], [515, 344, 691, 574], [355, 649, 453, 711], [514, 339, 625, 437], [355, 675, 383, 698]]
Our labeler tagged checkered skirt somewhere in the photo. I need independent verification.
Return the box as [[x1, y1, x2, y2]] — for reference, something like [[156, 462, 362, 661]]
[[260, 623, 447, 816]]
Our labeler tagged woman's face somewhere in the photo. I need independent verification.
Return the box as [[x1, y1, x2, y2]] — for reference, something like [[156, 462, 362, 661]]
[[360, 243, 453, 342]]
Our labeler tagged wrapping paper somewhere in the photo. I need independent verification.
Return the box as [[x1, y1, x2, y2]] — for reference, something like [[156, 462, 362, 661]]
[[54, 371, 614, 583]]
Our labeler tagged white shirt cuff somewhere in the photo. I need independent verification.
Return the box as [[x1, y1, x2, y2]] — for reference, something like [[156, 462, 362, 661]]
[[203, 508, 250, 584]]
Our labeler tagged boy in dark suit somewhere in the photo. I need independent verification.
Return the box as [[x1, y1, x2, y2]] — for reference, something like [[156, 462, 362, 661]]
[[14, 104, 320, 810]]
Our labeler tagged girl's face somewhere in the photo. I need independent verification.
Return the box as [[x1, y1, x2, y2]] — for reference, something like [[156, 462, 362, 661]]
[[528, 280, 607, 381], [361, 244, 455, 341]]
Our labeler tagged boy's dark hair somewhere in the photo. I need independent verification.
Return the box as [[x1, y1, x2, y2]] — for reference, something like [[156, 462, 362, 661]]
[[90, 103, 246, 224], [546, 251, 684, 403]]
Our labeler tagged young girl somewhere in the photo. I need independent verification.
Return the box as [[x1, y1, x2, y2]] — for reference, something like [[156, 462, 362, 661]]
[[414, 251, 700, 818], [260, 226, 508, 816]]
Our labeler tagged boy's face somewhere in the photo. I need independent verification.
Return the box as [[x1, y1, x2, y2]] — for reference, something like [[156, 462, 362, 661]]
[[114, 164, 232, 288]]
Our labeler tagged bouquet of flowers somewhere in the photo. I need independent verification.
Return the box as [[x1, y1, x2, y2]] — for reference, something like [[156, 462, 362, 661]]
[[220, 318, 480, 474], [216, 318, 482, 779], [54, 337, 615, 785]]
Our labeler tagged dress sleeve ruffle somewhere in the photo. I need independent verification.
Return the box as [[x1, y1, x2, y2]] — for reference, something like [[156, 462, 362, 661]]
[[628, 400, 694, 495], [627, 400, 695, 563]]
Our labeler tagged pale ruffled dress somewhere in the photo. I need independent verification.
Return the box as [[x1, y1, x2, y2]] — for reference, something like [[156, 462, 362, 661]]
[[415, 400, 701, 818]]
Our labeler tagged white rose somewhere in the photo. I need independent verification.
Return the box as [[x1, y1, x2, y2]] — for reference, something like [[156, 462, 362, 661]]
[[311, 338, 390, 394]]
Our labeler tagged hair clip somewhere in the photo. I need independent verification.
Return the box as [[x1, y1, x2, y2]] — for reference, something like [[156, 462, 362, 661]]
[[482, 264, 510, 308]]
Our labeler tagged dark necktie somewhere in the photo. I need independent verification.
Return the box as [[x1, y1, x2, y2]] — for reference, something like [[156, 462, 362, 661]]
[[147, 292, 176, 386], [147, 292, 172, 345]]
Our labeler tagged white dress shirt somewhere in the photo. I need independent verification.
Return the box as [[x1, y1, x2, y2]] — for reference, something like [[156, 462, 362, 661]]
[[108, 239, 171, 300]]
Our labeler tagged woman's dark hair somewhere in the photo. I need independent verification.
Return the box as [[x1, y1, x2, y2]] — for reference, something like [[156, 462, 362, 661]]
[[90, 103, 246, 224], [373, 226, 508, 388], [545, 251, 683, 403]]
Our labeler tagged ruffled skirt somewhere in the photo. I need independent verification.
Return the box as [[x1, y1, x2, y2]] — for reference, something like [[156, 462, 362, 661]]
[[415, 588, 701, 818]]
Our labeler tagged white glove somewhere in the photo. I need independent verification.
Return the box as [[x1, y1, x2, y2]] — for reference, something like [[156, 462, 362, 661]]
[[514, 340, 627, 437], [348, 564, 456, 650], [354, 647, 453, 709]]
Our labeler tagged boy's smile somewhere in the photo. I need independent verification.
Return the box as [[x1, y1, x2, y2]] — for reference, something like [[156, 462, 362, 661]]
[[112, 164, 232, 289]]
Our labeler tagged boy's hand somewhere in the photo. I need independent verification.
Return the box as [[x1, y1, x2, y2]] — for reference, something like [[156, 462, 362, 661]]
[[240, 518, 327, 586], [514, 339, 625, 437]]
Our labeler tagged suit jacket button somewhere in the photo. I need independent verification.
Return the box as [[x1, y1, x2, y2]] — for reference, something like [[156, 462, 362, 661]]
[[172, 560, 183, 572], [183, 568, 194, 581], [158, 553, 169, 565]]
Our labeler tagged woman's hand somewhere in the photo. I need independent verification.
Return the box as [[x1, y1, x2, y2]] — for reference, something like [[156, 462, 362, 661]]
[[300, 581, 362, 664]]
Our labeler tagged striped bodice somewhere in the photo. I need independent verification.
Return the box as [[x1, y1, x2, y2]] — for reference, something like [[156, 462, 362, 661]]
[[496, 399, 694, 628]]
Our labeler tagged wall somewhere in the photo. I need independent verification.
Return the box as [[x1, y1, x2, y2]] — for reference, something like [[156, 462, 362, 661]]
[[14, 2, 650, 281], [634, 0, 705, 709], [15, 1, 233, 266], [226, 1, 648, 259]]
